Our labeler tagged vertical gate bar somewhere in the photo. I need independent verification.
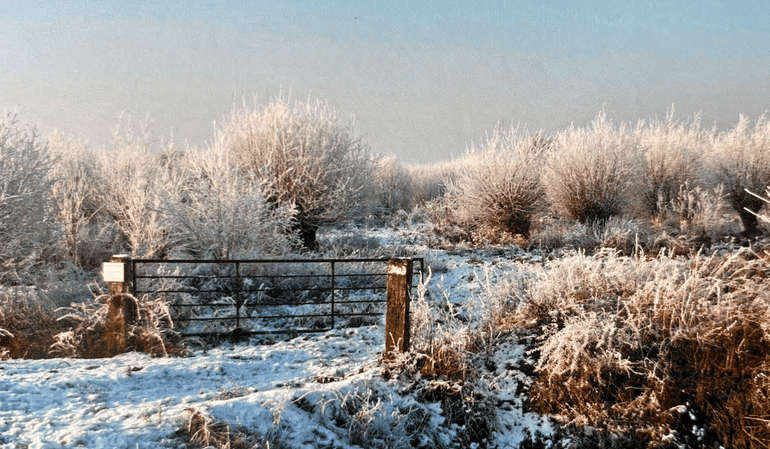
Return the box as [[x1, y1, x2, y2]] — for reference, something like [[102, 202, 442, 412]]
[[418, 258, 424, 285], [131, 259, 137, 297], [235, 261, 241, 331], [331, 261, 336, 329]]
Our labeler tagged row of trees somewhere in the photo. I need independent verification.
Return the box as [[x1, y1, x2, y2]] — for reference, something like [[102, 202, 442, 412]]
[[2, 97, 383, 278], [445, 109, 770, 241], [2, 101, 769, 279]]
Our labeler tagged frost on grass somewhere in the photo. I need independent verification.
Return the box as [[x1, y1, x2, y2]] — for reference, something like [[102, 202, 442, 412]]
[[488, 248, 770, 448]]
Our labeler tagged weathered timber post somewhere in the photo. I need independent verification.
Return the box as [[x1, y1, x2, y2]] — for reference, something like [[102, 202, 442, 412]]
[[385, 258, 413, 357], [102, 255, 137, 354]]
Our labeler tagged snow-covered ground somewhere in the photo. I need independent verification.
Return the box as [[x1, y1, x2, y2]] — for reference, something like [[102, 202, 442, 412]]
[[1, 225, 552, 448]]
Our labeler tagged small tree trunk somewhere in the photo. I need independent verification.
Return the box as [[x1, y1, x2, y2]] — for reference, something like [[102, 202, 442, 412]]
[[733, 194, 765, 238], [738, 207, 761, 237], [293, 220, 319, 251]]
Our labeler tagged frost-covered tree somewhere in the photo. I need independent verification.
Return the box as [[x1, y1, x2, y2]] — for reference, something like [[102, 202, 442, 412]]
[[161, 142, 297, 259], [710, 114, 770, 236], [218, 96, 373, 249], [446, 126, 548, 238], [0, 112, 57, 277]]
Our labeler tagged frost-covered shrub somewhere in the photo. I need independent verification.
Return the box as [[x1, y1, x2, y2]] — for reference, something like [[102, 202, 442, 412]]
[[161, 142, 297, 259], [48, 132, 122, 270], [542, 111, 644, 225], [368, 156, 414, 217], [0, 286, 62, 358], [710, 114, 770, 236], [445, 127, 548, 239], [91, 116, 172, 257], [640, 109, 706, 218], [220, 96, 373, 249], [668, 183, 732, 240], [404, 271, 475, 381], [52, 290, 178, 358], [0, 112, 57, 277], [378, 271, 497, 446]]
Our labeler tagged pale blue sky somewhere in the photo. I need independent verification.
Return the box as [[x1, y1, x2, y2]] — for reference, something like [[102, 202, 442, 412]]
[[1, 1, 769, 162]]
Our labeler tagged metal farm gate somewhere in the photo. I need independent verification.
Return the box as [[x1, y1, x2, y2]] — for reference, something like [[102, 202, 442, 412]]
[[129, 257, 424, 337]]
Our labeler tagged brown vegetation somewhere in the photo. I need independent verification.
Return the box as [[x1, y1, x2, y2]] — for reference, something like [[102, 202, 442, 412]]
[[0, 288, 65, 359], [487, 249, 770, 448]]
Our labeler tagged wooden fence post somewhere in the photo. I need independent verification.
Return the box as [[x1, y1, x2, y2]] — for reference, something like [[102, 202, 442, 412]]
[[385, 258, 413, 357], [102, 255, 137, 354], [105, 254, 133, 296]]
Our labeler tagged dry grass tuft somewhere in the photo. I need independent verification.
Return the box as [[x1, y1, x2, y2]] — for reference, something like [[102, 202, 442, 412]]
[[51, 289, 182, 358], [181, 408, 276, 449], [0, 287, 65, 359], [185, 408, 234, 448]]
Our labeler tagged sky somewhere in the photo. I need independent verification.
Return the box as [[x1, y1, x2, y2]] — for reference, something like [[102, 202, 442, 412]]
[[1, 1, 769, 163]]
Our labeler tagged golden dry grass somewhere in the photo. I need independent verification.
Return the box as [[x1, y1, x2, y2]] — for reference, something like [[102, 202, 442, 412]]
[[0, 287, 65, 359], [489, 248, 770, 448]]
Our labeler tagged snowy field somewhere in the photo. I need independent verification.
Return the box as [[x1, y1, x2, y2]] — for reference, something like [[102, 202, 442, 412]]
[[0, 226, 552, 448]]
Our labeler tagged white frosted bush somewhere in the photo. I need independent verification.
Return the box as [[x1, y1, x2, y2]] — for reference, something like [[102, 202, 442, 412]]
[[489, 249, 770, 447], [48, 132, 121, 269], [445, 126, 548, 238], [0, 112, 57, 276], [542, 111, 644, 225], [92, 118, 171, 257], [161, 142, 297, 259], [640, 109, 706, 218], [219, 96, 373, 248], [710, 114, 770, 235]]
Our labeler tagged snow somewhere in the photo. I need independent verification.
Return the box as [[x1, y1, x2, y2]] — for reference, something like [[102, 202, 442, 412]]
[[1, 225, 551, 448]]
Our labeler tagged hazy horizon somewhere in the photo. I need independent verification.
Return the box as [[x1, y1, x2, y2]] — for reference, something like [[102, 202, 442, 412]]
[[2, 1, 769, 163]]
